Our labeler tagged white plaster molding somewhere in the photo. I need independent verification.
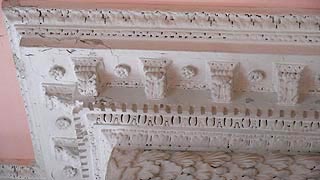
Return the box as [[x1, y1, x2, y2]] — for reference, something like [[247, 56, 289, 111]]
[[55, 116, 72, 129], [91, 109, 320, 153], [49, 65, 66, 81], [0, 164, 45, 180], [248, 70, 264, 83], [2, 5, 320, 180], [50, 137, 81, 180], [70, 103, 320, 179], [93, 111, 320, 135], [52, 138, 79, 167], [2, 46, 320, 180], [42, 83, 76, 105], [62, 166, 78, 178], [208, 62, 238, 103], [275, 63, 305, 105], [3, 7, 320, 45], [114, 64, 130, 79], [72, 57, 102, 97], [141, 58, 171, 100], [108, 148, 320, 180], [3, 11, 47, 180], [181, 65, 197, 79]]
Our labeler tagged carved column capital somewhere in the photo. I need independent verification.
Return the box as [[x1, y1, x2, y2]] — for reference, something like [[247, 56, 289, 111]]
[[141, 58, 171, 100], [72, 57, 102, 97], [275, 63, 305, 105], [208, 62, 238, 103], [3, 5, 320, 180]]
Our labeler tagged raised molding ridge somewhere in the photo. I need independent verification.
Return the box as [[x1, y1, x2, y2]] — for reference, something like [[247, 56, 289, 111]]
[[90, 101, 320, 120], [86, 108, 320, 153], [72, 104, 320, 179], [3, 7, 320, 45], [2, 5, 320, 180], [93, 112, 320, 135], [102, 127, 320, 153], [4, 7, 320, 32]]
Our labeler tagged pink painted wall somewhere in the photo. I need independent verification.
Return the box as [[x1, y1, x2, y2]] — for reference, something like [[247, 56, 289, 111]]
[[0, 0, 34, 162], [0, 0, 320, 163], [6, 0, 320, 10]]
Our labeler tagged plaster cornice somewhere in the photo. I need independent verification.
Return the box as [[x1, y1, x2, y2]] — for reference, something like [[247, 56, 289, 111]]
[[3, 7, 320, 47], [2, 5, 320, 180], [3, 0, 320, 14]]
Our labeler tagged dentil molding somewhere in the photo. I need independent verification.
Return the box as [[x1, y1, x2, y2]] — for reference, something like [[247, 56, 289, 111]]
[[2, 5, 320, 180], [3, 7, 320, 45]]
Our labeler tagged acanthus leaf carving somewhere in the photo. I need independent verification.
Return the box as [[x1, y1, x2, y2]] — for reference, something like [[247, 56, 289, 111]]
[[107, 148, 320, 180], [3, 5, 320, 180], [72, 57, 102, 97], [208, 62, 238, 103], [275, 63, 305, 105], [141, 58, 171, 100]]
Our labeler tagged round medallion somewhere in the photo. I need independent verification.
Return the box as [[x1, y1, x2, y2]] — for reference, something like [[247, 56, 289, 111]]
[[62, 166, 77, 178], [49, 65, 66, 80], [114, 64, 130, 78], [248, 70, 264, 83], [56, 117, 71, 129], [181, 65, 197, 79]]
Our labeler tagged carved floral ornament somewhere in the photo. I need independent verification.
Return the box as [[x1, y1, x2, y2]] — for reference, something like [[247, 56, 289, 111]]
[[2, 5, 320, 180], [72, 57, 102, 97], [181, 65, 197, 79], [114, 64, 130, 78], [208, 62, 238, 103], [49, 65, 66, 81], [73, 105, 320, 179], [41, 58, 317, 180], [275, 63, 305, 105], [44, 58, 313, 105], [4, 7, 320, 45], [62, 166, 78, 178], [248, 70, 264, 83], [141, 58, 171, 100], [108, 148, 320, 180], [89, 99, 320, 154], [55, 116, 72, 129]]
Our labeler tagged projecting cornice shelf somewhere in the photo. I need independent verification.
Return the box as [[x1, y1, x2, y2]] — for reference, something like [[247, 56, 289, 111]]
[[1, 6, 320, 180], [3, 7, 320, 55]]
